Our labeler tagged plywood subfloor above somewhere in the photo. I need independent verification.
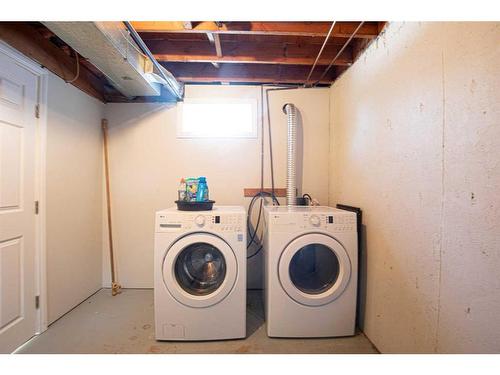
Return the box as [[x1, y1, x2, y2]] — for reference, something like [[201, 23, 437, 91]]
[[134, 21, 387, 86]]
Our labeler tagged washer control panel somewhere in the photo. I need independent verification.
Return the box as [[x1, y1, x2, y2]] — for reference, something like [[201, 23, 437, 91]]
[[157, 212, 244, 233], [269, 211, 356, 233]]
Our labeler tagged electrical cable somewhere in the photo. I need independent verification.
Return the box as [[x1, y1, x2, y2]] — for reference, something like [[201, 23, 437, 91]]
[[247, 195, 263, 247], [247, 245, 263, 260], [247, 191, 279, 245], [65, 50, 80, 84], [260, 86, 265, 194], [246, 191, 278, 259], [265, 88, 275, 198], [304, 21, 336, 86], [313, 21, 365, 86]]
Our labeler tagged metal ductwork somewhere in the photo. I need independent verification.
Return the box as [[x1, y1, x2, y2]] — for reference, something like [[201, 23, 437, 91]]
[[43, 21, 183, 100], [283, 103, 297, 206]]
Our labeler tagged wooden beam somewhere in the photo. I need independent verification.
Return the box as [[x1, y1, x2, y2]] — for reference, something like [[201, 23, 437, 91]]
[[131, 21, 380, 38], [0, 22, 106, 102], [351, 38, 372, 61], [160, 62, 336, 84], [148, 40, 353, 66], [140, 32, 351, 46], [244, 188, 287, 198]]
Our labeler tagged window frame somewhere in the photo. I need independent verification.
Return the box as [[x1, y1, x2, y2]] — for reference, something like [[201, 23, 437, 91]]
[[177, 97, 259, 139]]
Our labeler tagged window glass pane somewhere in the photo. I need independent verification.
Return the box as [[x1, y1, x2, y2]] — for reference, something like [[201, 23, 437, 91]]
[[289, 244, 339, 295], [179, 99, 257, 138], [175, 242, 226, 296]]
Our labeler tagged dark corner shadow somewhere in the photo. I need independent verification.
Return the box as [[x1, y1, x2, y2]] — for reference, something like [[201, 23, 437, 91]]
[[107, 102, 177, 130], [246, 289, 265, 337], [357, 224, 368, 331]]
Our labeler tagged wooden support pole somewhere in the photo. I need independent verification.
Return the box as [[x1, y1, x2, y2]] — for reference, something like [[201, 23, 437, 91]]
[[102, 119, 122, 296]]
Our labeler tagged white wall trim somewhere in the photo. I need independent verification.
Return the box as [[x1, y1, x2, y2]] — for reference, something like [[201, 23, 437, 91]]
[[0, 40, 48, 334]]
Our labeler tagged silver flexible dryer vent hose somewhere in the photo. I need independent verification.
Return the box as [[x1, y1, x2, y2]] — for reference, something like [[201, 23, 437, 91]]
[[283, 103, 297, 206]]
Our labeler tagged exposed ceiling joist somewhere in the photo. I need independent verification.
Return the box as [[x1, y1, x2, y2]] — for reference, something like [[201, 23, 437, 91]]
[[160, 62, 340, 84], [147, 40, 353, 66], [130, 21, 381, 38], [140, 33, 354, 46]]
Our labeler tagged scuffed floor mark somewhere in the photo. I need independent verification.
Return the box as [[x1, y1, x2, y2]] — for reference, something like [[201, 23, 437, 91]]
[[142, 324, 151, 330], [235, 344, 252, 353], [147, 345, 162, 353]]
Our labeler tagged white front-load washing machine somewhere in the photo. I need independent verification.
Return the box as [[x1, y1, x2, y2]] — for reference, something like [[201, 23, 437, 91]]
[[154, 206, 246, 341], [263, 206, 357, 338]]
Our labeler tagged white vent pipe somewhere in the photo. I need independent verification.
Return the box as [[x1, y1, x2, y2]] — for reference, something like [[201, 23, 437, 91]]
[[283, 103, 297, 206]]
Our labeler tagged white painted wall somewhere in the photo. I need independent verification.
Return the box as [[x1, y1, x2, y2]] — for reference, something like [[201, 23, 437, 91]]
[[46, 72, 104, 324], [329, 22, 500, 353], [102, 85, 330, 289]]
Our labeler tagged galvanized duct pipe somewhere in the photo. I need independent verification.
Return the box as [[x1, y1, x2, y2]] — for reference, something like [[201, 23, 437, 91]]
[[283, 103, 297, 206], [123, 21, 184, 100]]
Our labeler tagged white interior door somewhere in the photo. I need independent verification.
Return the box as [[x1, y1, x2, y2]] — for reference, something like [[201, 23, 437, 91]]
[[0, 50, 38, 353]]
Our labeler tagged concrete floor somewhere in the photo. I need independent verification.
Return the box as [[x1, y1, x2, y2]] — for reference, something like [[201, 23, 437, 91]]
[[17, 289, 378, 354]]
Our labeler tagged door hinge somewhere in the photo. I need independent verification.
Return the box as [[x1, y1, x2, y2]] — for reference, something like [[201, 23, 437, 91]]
[[35, 295, 40, 309], [35, 200, 39, 215], [35, 104, 40, 119]]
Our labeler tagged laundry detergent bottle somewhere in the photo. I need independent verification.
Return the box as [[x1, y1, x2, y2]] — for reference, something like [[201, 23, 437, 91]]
[[196, 177, 209, 202]]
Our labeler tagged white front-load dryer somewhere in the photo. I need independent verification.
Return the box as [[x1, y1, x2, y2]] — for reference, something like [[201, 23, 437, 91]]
[[263, 206, 357, 338], [154, 206, 246, 341]]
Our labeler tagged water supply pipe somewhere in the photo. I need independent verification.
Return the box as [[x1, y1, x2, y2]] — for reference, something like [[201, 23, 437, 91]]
[[283, 103, 297, 206]]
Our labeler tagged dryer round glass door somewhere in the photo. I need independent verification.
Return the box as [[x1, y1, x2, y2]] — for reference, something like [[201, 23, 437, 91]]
[[163, 233, 237, 308], [278, 233, 351, 306]]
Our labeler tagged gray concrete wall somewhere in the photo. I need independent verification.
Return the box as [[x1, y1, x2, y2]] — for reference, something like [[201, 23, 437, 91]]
[[329, 22, 500, 353]]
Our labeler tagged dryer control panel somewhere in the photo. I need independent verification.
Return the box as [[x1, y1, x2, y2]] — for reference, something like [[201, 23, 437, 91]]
[[156, 211, 244, 234], [267, 207, 356, 233]]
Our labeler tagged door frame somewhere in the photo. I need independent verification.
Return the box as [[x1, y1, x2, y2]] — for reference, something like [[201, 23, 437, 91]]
[[0, 40, 48, 335]]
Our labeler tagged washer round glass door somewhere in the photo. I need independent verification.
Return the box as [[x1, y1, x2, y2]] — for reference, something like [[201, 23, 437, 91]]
[[163, 233, 237, 308], [278, 233, 351, 306]]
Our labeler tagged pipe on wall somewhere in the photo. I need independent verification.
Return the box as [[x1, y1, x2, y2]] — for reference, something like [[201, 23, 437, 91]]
[[283, 103, 297, 206]]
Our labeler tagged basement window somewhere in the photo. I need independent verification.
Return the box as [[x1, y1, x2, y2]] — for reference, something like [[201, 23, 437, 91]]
[[177, 98, 258, 138]]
